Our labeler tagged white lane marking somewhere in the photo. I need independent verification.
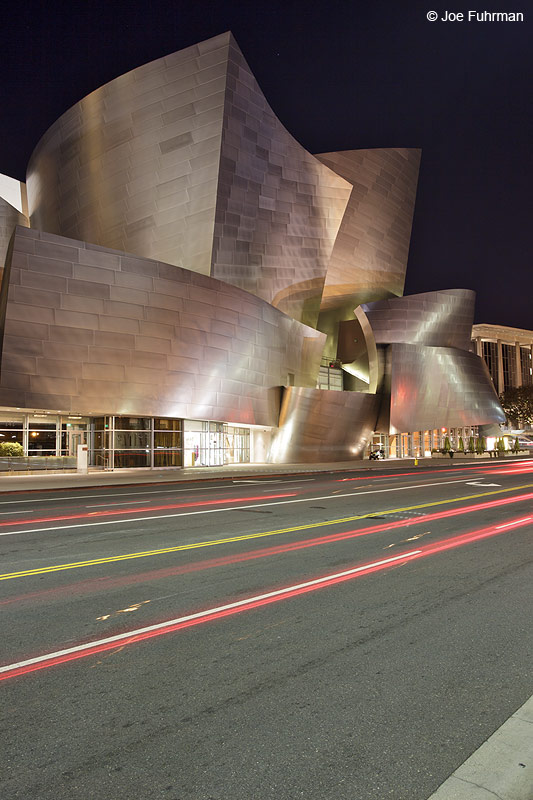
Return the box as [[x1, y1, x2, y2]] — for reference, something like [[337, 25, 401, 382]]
[[281, 479, 315, 482], [86, 500, 152, 508], [232, 479, 283, 484], [233, 479, 314, 485], [466, 481, 501, 487], [0, 465, 512, 507], [0, 479, 482, 537], [0, 484, 241, 506], [496, 517, 532, 529], [425, 693, 533, 799], [0, 550, 422, 675]]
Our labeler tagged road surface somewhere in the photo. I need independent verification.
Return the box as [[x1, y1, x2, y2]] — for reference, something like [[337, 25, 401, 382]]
[[1, 458, 533, 799]]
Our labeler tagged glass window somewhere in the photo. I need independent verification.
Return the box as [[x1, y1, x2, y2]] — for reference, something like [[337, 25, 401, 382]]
[[482, 341, 498, 386], [316, 365, 343, 391], [114, 431, 151, 449], [0, 419, 23, 429], [0, 430, 23, 444], [501, 344, 515, 391], [114, 417, 151, 430], [93, 431, 111, 449], [28, 430, 57, 451], [521, 347, 532, 386], [224, 426, 250, 464], [92, 417, 110, 430], [92, 450, 111, 469], [154, 431, 182, 448], [114, 450, 151, 468], [154, 418, 182, 431], [154, 451, 182, 467], [29, 421, 56, 430], [0, 418, 24, 448]]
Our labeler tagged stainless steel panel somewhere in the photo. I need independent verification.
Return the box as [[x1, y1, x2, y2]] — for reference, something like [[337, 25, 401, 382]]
[[388, 343, 505, 433], [210, 39, 351, 327], [0, 227, 325, 425], [362, 289, 476, 350], [315, 149, 421, 312], [27, 33, 231, 276], [0, 197, 29, 271], [268, 387, 380, 462], [26, 33, 351, 329]]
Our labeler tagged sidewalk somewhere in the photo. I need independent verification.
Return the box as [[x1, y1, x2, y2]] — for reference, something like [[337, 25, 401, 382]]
[[0, 455, 491, 493]]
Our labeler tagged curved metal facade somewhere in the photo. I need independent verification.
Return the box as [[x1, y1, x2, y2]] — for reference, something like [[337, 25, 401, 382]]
[[0, 226, 324, 424], [268, 387, 380, 463], [388, 343, 505, 433], [0, 197, 28, 271], [0, 32, 506, 465], [361, 289, 476, 350], [210, 38, 351, 327], [27, 33, 231, 277], [26, 32, 350, 328], [315, 148, 421, 312], [357, 290, 504, 434]]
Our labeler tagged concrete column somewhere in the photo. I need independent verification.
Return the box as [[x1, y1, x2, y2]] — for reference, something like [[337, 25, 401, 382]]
[[497, 340, 504, 395], [475, 337, 483, 357], [515, 342, 522, 387]]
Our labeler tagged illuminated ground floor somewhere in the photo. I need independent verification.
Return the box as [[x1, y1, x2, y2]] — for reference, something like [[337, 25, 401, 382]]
[[370, 427, 483, 459], [0, 409, 275, 468], [0, 407, 494, 469]]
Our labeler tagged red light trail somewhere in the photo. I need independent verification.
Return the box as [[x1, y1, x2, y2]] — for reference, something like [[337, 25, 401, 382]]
[[2, 490, 532, 603], [0, 492, 297, 528], [1, 510, 531, 682]]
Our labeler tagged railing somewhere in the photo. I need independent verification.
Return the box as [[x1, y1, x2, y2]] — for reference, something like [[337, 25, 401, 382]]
[[94, 453, 111, 470], [0, 456, 77, 472]]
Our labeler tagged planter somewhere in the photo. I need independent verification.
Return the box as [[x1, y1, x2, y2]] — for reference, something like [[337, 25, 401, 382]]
[[431, 452, 489, 459], [0, 455, 77, 472]]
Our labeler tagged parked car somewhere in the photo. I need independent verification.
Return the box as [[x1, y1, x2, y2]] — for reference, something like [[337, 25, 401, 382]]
[[369, 449, 385, 460]]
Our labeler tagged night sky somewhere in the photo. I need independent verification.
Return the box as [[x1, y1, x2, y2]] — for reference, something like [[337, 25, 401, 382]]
[[1, 0, 531, 329]]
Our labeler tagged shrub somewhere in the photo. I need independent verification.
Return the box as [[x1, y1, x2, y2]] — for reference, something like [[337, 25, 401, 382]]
[[467, 436, 475, 453], [475, 437, 484, 454], [443, 436, 451, 452], [0, 441, 24, 457], [458, 437, 465, 453], [513, 436, 520, 453]]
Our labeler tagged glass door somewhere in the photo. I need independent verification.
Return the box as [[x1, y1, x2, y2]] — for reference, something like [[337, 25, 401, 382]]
[[68, 429, 87, 456]]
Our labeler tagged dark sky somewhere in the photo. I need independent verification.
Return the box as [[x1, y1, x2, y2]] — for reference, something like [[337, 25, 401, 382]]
[[1, 0, 531, 329]]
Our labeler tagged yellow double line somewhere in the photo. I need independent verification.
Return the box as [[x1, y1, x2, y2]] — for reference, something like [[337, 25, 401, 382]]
[[2, 483, 532, 582]]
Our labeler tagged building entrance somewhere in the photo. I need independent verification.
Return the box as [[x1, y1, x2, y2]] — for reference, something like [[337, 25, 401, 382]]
[[66, 429, 87, 456]]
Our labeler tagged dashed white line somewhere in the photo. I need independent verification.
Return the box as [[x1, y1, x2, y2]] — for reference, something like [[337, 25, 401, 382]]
[[496, 517, 532, 529]]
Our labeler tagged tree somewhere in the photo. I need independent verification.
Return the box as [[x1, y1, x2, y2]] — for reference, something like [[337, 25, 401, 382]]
[[0, 441, 23, 457], [442, 436, 451, 452], [475, 437, 485, 454], [499, 386, 533, 426], [458, 436, 465, 453], [513, 436, 520, 453], [467, 436, 475, 453]]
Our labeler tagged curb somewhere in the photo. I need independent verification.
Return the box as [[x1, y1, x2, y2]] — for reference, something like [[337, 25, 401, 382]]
[[426, 694, 533, 799]]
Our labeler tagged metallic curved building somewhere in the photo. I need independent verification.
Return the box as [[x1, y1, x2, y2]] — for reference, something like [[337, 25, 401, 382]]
[[26, 31, 351, 328], [0, 174, 28, 275], [0, 32, 504, 467]]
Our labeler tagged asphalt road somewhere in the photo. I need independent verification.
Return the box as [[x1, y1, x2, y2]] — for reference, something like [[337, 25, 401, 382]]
[[1, 458, 533, 799]]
